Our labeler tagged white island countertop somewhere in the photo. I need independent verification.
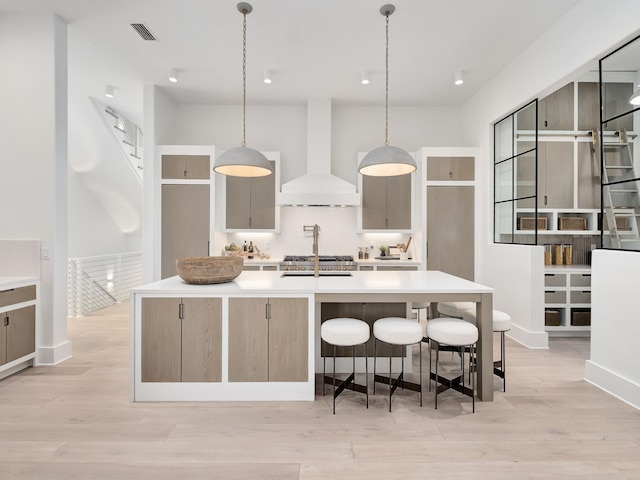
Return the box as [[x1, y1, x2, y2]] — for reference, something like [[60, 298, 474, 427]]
[[134, 270, 492, 297]]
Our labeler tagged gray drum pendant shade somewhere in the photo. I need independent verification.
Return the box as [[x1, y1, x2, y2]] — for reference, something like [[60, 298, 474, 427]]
[[213, 2, 273, 178], [359, 4, 416, 177]]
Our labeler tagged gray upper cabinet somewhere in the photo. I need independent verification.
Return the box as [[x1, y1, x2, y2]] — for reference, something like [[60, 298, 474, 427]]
[[538, 82, 574, 131], [427, 156, 474, 181], [225, 160, 276, 230], [362, 174, 412, 230], [577, 142, 600, 209], [162, 155, 211, 180], [578, 82, 634, 132], [539, 141, 574, 209]]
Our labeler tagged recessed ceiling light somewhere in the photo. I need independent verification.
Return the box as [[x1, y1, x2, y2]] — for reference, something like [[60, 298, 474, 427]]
[[361, 70, 370, 85], [263, 69, 272, 84], [454, 70, 464, 85], [168, 68, 178, 83], [105, 85, 114, 98]]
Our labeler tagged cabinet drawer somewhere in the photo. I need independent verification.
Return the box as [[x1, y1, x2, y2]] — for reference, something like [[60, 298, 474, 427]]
[[262, 265, 277, 271], [358, 266, 374, 271], [570, 290, 591, 304], [544, 291, 566, 304], [570, 273, 591, 287], [242, 265, 260, 271], [377, 266, 419, 271], [0, 285, 36, 308], [544, 274, 566, 287]]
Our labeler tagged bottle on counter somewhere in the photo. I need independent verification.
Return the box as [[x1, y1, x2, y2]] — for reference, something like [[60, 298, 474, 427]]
[[243, 241, 248, 253], [248, 241, 254, 259]]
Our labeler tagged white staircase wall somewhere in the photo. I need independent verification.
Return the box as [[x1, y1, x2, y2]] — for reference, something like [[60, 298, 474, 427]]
[[67, 94, 143, 258]]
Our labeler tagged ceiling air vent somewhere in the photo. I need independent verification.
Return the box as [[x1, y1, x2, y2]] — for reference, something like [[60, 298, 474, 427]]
[[130, 23, 157, 41]]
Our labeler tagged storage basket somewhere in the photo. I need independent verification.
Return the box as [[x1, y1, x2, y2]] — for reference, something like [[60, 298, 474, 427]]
[[558, 217, 586, 230], [545, 310, 561, 327], [571, 310, 591, 326], [519, 217, 547, 230]]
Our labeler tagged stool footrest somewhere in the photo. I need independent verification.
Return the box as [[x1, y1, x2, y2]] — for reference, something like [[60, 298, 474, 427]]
[[324, 373, 368, 398], [374, 373, 422, 395]]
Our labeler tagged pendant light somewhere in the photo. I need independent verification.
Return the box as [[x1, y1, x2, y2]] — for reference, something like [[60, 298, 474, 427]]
[[214, 2, 273, 177], [358, 4, 416, 177]]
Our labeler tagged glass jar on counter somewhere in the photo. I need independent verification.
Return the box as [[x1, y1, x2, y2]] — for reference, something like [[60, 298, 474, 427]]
[[544, 245, 552, 265]]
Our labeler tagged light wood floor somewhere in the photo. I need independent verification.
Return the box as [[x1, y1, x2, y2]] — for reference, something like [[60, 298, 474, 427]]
[[1, 302, 639, 479]]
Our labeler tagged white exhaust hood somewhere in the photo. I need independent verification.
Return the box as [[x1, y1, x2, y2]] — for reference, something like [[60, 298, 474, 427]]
[[277, 99, 360, 207]]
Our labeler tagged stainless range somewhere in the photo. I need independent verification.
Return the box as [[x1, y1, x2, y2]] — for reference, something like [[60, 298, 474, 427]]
[[279, 255, 357, 272]]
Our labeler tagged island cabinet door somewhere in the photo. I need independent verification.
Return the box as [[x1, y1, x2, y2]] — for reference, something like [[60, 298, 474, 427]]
[[142, 298, 181, 382], [181, 298, 222, 382], [268, 298, 308, 382], [141, 297, 222, 382], [228, 298, 269, 382]]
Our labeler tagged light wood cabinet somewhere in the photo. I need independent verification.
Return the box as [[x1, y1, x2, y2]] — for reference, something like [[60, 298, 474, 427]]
[[161, 155, 210, 180], [161, 184, 210, 279], [226, 161, 276, 230], [578, 82, 634, 132], [577, 142, 600, 209], [427, 186, 474, 281], [228, 297, 308, 382], [362, 174, 412, 230], [141, 297, 222, 382], [426, 156, 474, 181], [539, 141, 574, 209], [0, 305, 35, 366], [538, 82, 574, 130]]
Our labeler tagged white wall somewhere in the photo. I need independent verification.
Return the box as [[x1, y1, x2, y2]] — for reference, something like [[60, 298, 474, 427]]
[[586, 250, 640, 409], [462, 0, 640, 348], [0, 13, 70, 364]]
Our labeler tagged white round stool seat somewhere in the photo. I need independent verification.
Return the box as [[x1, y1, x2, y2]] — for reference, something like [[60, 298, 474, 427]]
[[461, 309, 511, 332], [426, 317, 478, 346], [373, 317, 423, 345], [438, 301, 475, 318], [322, 318, 370, 346]]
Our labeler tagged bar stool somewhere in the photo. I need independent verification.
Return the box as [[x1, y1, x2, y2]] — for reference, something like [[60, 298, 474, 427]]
[[321, 318, 370, 414], [426, 317, 478, 412], [373, 317, 423, 412], [461, 308, 511, 392], [437, 301, 476, 318], [412, 302, 431, 322]]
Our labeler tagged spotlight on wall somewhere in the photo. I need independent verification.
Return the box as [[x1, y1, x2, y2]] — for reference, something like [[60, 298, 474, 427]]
[[263, 69, 272, 84], [169, 68, 178, 83], [454, 70, 464, 85], [105, 85, 114, 98], [361, 70, 370, 85]]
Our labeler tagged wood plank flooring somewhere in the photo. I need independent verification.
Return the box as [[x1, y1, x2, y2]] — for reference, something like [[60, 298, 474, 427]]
[[0, 301, 639, 479]]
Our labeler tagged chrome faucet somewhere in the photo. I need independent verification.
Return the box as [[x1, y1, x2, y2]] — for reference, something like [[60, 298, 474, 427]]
[[303, 224, 320, 277]]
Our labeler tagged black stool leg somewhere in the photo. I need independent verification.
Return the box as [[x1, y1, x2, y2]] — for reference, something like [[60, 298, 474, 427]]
[[435, 341, 440, 409], [364, 341, 369, 408], [388, 349, 392, 412], [373, 338, 377, 395], [501, 331, 506, 392], [332, 345, 337, 415]]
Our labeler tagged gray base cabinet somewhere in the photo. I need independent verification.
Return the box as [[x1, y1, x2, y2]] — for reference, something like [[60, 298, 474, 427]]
[[228, 297, 308, 382], [0, 283, 37, 377], [141, 297, 222, 382]]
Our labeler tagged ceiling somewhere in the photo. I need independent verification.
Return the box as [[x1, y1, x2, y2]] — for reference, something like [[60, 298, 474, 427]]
[[2, 0, 583, 123]]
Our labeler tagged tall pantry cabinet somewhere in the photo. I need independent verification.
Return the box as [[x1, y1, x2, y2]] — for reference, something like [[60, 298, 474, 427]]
[[158, 146, 215, 280]]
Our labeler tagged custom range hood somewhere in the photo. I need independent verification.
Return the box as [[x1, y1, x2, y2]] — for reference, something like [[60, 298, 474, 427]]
[[277, 99, 360, 207]]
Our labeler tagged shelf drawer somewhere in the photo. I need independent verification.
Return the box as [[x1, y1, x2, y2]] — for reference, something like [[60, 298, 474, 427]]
[[0, 285, 36, 308], [570, 273, 591, 287], [544, 274, 566, 287], [570, 290, 591, 304], [545, 291, 566, 303]]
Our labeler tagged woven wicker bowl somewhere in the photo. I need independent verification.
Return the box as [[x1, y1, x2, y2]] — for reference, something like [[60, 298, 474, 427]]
[[176, 256, 244, 284]]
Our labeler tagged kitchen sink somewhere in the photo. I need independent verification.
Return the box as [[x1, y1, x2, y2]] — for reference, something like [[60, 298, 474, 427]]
[[280, 271, 353, 277]]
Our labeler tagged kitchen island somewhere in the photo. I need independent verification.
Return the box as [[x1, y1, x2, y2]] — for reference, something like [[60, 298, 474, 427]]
[[131, 270, 494, 402]]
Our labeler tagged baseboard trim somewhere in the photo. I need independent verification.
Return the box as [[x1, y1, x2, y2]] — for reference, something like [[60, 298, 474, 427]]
[[507, 324, 549, 349], [36, 340, 72, 365], [585, 360, 640, 411]]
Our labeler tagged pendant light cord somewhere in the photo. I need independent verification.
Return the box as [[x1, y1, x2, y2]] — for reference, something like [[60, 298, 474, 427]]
[[241, 9, 247, 147], [384, 12, 389, 146]]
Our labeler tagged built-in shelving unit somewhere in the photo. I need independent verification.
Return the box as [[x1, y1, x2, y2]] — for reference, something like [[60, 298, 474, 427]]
[[544, 265, 591, 336]]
